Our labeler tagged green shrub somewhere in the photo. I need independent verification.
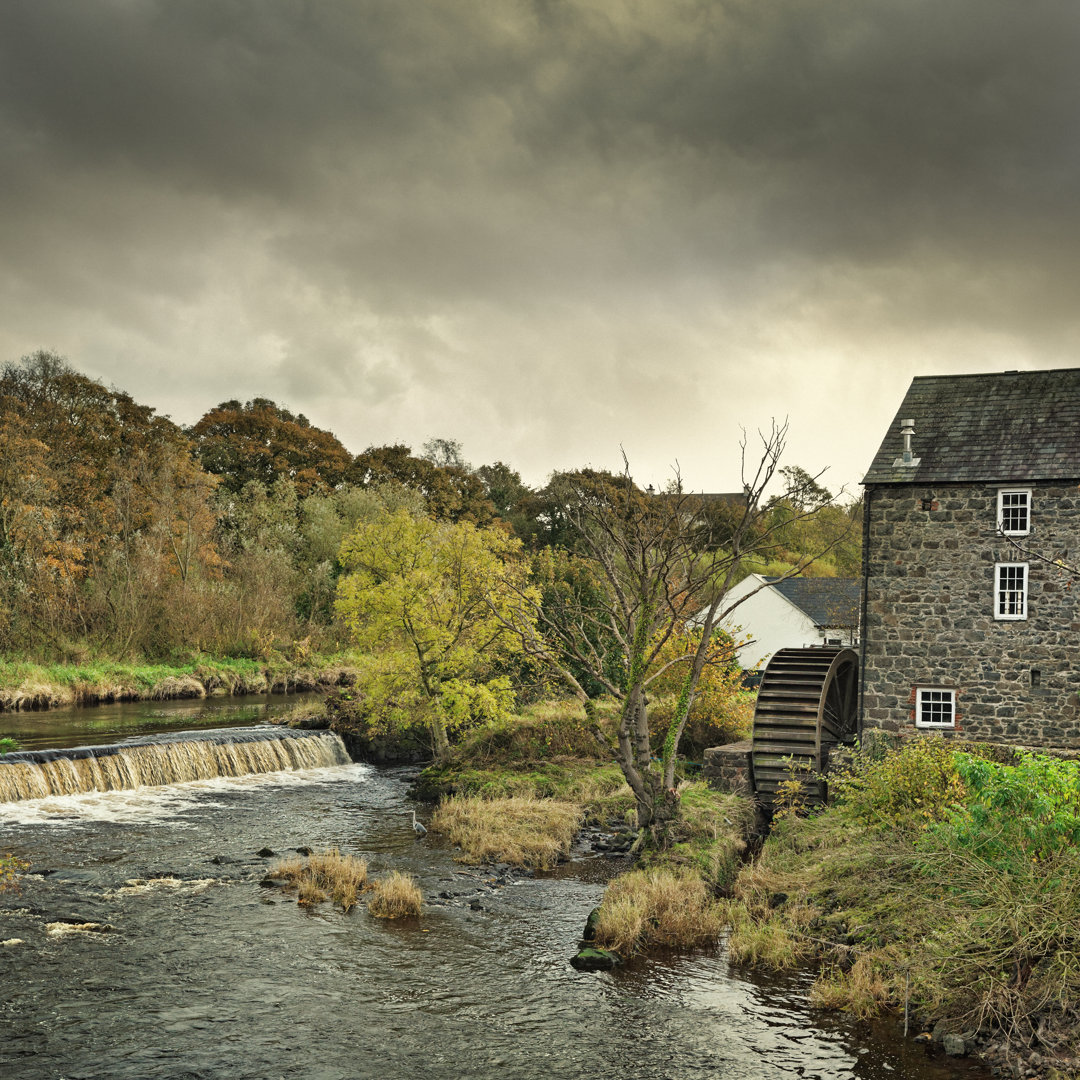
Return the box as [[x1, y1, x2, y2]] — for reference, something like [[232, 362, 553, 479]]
[[926, 751, 1080, 867], [0, 852, 30, 892], [831, 736, 967, 835]]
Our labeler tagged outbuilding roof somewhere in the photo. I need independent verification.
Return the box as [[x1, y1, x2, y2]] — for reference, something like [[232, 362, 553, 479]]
[[863, 368, 1080, 484], [766, 576, 860, 628]]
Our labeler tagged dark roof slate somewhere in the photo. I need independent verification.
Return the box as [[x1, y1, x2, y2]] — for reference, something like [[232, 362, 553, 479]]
[[862, 368, 1080, 484], [766, 577, 860, 627]]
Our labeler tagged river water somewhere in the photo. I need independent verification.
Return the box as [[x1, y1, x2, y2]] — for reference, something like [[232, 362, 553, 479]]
[[0, 702, 990, 1080]]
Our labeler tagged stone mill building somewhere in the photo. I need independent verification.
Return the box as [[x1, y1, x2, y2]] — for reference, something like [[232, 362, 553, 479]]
[[859, 368, 1080, 748]]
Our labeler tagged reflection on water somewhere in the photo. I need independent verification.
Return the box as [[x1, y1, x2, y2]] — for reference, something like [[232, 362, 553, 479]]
[[0, 692, 320, 750], [0, 752, 990, 1080]]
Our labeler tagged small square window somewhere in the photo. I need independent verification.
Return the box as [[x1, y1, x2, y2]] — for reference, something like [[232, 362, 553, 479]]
[[995, 562, 1028, 620], [916, 688, 955, 728], [997, 489, 1031, 536]]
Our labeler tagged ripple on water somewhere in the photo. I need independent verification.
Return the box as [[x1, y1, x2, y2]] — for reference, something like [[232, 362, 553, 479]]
[[0, 752, 990, 1080]]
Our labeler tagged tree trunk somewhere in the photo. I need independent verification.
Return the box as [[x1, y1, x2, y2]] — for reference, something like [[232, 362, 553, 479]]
[[634, 771, 681, 848], [430, 714, 451, 762]]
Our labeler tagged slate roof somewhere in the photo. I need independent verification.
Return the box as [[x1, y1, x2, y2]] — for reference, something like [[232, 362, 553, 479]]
[[863, 368, 1080, 484], [765, 577, 861, 628]]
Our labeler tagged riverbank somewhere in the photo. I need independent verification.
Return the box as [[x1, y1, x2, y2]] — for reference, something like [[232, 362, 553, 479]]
[[726, 739, 1080, 1078], [401, 704, 1079, 1074], [399, 700, 757, 964], [0, 754, 976, 1080], [0, 655, 358, 712]]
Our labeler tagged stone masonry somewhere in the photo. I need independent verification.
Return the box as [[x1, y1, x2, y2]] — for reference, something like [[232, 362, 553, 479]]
[[861, 479, 1080, 746]]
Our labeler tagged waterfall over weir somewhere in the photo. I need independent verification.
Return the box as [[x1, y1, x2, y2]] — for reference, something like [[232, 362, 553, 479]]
[[0, 727, 351, 803]]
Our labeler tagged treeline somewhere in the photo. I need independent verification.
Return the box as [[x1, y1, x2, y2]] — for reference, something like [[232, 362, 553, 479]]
[[0, 350, 859, 663]]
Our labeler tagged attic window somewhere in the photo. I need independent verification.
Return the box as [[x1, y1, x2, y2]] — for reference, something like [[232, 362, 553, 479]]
[[916, 688, 955, 729], [995, 562, 1028, 620], [997, 489, 1031, 536]]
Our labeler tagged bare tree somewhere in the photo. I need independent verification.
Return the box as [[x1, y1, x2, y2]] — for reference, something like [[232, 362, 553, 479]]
[[997, 528, 1079, 586], [499, 421, 853, 843]]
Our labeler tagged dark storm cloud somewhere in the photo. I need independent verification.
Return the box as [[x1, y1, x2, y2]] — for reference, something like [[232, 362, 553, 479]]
[[2, 0, 1079, 488]]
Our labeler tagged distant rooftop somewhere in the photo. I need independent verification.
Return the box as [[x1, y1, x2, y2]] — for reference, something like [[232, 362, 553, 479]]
[[766, 576, 860, 628], [863, 368, 1080, 485]]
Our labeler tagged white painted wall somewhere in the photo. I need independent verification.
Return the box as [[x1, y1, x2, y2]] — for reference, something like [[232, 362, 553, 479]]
[[720, 574, 828, 671]]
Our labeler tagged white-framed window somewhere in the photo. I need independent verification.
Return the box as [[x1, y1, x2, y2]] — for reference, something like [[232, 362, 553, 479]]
[[997, 488, 1031, 536], [916, 687, 956, 729], [995, 562, 1028, 620]]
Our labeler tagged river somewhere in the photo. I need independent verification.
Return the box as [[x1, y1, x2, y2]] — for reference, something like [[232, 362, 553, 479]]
[[0, 699, 990, 1080]]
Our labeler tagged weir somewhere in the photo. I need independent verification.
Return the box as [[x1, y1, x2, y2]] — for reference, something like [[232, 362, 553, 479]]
[[0, 727, 352, 803]]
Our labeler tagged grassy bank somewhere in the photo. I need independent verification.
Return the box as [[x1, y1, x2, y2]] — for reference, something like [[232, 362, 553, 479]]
[[415, 699, 635, 867], [727, 739, 1080, 1075], [415, 699, 756, 954], [0, 654, 358, 712]]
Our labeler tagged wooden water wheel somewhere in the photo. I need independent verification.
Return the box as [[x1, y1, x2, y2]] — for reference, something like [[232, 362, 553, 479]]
[[749, 646, 859, 804]]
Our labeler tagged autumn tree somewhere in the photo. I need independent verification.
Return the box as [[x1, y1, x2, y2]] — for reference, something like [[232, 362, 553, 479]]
[[335, 509, 535, 759], [189, 398, 352, 496], [0, 350, 219, 655], [421, 436, 469, 471], [499, 425, 853, 842], [476, 461, 533, 537], [288, 481, 428, 629], [350, 443, 495, 525]]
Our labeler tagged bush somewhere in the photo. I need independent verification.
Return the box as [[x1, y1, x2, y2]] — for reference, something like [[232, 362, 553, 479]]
[[926, 751, 1080, 866], [0, 853, 29, 893], [646, 627, 753, 758], [831, 736, 967, 836]]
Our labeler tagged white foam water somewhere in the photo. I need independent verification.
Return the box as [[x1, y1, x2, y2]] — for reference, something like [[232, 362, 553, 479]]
[[0, 759, 372, 826]]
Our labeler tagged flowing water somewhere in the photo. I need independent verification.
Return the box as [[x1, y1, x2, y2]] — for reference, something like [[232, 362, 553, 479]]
[[0, 710, 991, 1080]]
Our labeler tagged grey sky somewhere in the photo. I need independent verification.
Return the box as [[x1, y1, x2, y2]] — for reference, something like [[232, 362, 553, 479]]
[[3, 0, 1079, 495]]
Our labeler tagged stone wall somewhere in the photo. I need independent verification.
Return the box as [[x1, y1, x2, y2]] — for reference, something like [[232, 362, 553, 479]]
[[861, 480, 1080, 747], [702, 740, 754, 796]]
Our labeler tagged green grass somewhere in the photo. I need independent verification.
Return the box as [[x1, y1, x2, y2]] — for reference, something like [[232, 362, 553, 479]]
[[0, 653, 357, 711], [413, 700, 638, 824], [419, 760, 636, 824], [638, 782, 755, 892], [726, 742, 1080, 1066]]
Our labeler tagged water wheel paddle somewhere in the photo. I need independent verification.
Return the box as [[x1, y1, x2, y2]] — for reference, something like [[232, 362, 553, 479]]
[[749, 646, 859, 804]]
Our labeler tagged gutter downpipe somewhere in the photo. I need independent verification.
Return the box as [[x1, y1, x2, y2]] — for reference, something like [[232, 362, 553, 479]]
[[857, 484, 872, 738]]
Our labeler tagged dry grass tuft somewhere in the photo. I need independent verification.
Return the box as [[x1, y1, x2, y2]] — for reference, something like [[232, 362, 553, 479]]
[[593, 868, 725, 956], [367, 871, 422, 918], [431, 795, 583, 869], [810, 952, 897, 1018], [149, 675, 206, 701], [271, 848, 368, 912], [726, 916, 806, 969], [297, 879, 328, 906], [1, 681, 70, 711]]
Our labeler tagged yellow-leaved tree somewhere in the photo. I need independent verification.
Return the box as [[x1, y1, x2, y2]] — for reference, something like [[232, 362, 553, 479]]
[[335, 509, 537, 760]]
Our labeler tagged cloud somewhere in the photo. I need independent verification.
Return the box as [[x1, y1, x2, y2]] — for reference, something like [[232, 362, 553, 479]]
[[1, 0, 1079, 491]]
